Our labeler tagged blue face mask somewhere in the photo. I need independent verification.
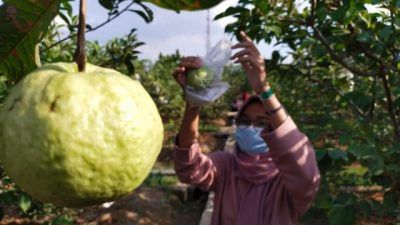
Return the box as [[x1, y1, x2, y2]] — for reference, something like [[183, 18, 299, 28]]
[[235, 126, 269, 155]]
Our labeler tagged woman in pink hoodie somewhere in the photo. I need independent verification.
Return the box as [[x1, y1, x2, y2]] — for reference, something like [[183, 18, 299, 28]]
[[172, 31, 320, 225]]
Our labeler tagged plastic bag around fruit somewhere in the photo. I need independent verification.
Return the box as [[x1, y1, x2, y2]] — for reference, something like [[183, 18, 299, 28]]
[[185, 39, 232, 107]]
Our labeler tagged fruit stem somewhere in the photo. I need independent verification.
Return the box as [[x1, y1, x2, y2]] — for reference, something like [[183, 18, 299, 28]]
[[74, 0, 87, 72]]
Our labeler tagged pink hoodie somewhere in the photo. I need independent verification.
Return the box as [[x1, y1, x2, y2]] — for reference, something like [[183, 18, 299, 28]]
[[173, 115, 320, 225]]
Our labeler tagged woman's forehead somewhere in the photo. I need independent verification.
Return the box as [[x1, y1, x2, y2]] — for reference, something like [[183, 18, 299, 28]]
[[236, 97, 266, 120], [243, 102, 263, 111], [241, 113, 268, 120], [240, 103, 268, 119]]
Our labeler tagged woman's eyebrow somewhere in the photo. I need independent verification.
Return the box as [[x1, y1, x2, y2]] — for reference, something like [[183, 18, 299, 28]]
[[256, 116, 269, 120]]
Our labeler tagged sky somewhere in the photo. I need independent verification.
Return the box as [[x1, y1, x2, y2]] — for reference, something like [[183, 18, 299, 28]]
[[0, 0, 284, 62], [63, 0, 276, 61]]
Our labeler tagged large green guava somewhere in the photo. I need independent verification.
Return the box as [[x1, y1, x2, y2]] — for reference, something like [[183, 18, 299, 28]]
[[0, 63, 164, 208], [187, 66, 214, 90]]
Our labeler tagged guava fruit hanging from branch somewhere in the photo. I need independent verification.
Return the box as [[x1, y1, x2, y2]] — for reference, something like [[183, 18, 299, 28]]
[[0, 0, 164, 208]]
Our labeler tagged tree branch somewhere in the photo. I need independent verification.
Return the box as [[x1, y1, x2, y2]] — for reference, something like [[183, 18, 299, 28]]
[[303, 57, 368, 120], [347, 24, 398, 75], [357, 42, 386, 65], [368, 74, 378, 118], [44, 1, 135, 52], [307, 74, 367, 119], [277, 15, 378, 78], [389, 8, 399, 72], [277, 17, 307, 25], [310, 0, 315, 23], [380, 71, 400, 142], [311, 26, 375, 77]]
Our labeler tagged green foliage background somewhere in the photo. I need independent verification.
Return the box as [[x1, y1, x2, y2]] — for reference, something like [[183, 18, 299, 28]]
[[215, 0, 400, 224]]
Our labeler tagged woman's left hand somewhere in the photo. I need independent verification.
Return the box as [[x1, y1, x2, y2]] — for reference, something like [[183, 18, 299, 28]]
[[231, 31, 269, 94]]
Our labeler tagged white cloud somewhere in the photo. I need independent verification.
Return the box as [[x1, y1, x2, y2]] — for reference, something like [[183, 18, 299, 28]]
[[138, 33, 205, 59], [53, 15, 66, 25], [365, 4, 390, 14]]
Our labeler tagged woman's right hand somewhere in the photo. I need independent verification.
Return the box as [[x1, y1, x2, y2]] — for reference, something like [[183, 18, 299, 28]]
[[172, 57, 203, 90], [174, 57, 202, 148]]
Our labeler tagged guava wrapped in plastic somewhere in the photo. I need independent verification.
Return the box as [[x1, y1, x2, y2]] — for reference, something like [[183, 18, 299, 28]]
[[185, 39, 232, 107], [187, 66, 214, 90]]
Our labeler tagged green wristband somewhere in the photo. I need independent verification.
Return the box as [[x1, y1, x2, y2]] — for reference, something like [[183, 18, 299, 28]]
[[259, 88, 274, 101]]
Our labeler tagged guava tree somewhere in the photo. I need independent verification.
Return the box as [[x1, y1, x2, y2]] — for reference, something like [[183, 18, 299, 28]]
[[216, 0, 399, 224]]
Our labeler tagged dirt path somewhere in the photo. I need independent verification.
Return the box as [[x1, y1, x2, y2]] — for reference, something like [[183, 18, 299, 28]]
[[1, 187, 206, 225]]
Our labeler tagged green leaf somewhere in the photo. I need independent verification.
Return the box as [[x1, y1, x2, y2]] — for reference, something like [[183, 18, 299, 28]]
[[328, 204, 356, 225], [386, 164, 400, 173], [271, 50, 280, 65], [58, 11, 71, 26], [331, 6, 348, 22], [129, 9, 152, 23], [98, 0, 115, 10], [370, 200, 385, 216], [60, 0, 73, 16], [328, 148, 348, 160], [0, 76, 7, 103], [357, 31, 374, 43], [0, 0, 60, 81], [339, 133, 354, 145], [266, 25, 282, 36], [342, 90, 371, 109], [377, 25, 393, 42], [287, 0, 293, 15], [18, 194, 31, 213], [214, 7, 248, 20], [386, 145, 400, 156], [316, 4, 328, 21], [315, 149, 326, 162], [364, 155, 385, 176], [311, 45, 326, 58], [136, 2, 154, 23], [358, 200, 372, 216], [383, 191, 398, 213], [0, 190, 17, 205], [354, 2, 366, 12], [391, 0, 400, 8], [334, 193, 357, 205], [348, 144, 375, 158], [52, 216, 74, 225]]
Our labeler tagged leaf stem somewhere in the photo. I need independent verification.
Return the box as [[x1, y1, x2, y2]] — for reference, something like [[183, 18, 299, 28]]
[[74, 0, 87, 72]]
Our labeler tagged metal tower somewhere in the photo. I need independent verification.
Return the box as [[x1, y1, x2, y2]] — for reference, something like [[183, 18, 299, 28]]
[[206, 10, 211, 53]]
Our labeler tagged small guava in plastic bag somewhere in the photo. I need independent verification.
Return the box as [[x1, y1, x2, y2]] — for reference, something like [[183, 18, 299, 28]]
[[185, 39, 232, 107]]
